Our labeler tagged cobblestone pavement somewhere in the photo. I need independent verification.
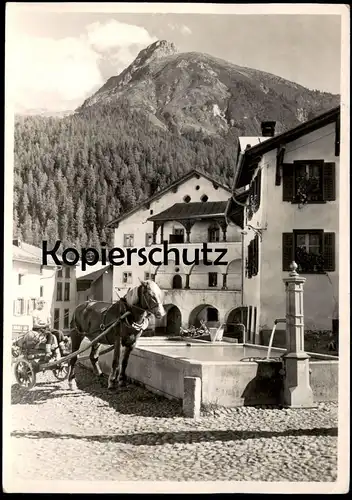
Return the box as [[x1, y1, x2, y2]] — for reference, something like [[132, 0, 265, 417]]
[[9, 365, 338, 483]]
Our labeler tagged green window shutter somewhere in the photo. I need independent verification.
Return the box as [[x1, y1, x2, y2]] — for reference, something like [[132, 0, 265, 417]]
[[323, 232, 335, 272], [323, 162, 336, 201], [282, 163, 294, 201], [283, 233, 294, 271]]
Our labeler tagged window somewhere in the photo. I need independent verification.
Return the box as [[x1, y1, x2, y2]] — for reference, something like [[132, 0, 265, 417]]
[[54, 309, 60, 330], [145, 233, 154, 247], [295, 162, 323, 202], [64, 282, 70, 301], [57, 267, 63, 278], [195, 185, 200, 190], [123, 272, 132, 284], [208, 224, 220, 242], [40, 266, 43, 275], [169, 228, 184, 244], [18, 274, 23, 286], [183, 195, 191, 203], [14, 298, 25, 315], [56, 282, 63, 301], [27, 298, 36, 315], [40, 286, 44, 297], [201, 194, 209, 202], [247, 170, 262, 220], [123, 234, 134, 247], [208, 272, 218, 287], [282, 231, 335, 273], [247, 234, 259, 279], [144, 272, 151, 281], [65, 267, 70, 279], [282, 161, 336, 204], [63, 309, 70, 329], [172, 275, 182, 289]]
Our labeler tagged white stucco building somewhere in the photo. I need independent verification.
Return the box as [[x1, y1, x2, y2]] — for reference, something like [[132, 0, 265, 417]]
[[106, 170, 245, 335], [12, 240, 77, 335], [228, 107, 340, 343]]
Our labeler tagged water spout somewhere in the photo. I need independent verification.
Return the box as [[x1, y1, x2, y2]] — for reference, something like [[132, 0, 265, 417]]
[[267, 318, 286, 359]]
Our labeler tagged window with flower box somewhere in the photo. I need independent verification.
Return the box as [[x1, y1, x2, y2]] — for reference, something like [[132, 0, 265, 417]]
[[247, 170, 262, 221], [282, 161, 336, 204], [282, 230, 335, 273]]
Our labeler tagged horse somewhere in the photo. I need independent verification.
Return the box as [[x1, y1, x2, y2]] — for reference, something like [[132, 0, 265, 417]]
[[67, 280, 165, 390]]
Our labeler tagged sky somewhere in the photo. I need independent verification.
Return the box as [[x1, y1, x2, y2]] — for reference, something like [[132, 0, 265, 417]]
[[6, 5, 343, 113]]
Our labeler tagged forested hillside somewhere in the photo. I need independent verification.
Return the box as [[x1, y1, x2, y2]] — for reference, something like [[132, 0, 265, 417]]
[[14, 40, 339, 250], [13, 101, 238, 249]]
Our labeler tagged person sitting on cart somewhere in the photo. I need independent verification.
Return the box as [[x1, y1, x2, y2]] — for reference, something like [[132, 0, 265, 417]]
[[32, 299, 64, 361]]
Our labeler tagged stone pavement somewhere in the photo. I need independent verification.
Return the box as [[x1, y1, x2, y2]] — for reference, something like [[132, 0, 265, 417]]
[[9, 365, 338, 484]]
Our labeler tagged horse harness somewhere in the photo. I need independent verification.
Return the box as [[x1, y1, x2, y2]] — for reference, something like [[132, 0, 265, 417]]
[[97, 297, 150, 345]]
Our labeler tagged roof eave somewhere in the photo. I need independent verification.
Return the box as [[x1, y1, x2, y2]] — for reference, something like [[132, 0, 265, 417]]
[[147, 212, 227, 223], [235, 106, 340, 189], [106, 169, 232, 228]]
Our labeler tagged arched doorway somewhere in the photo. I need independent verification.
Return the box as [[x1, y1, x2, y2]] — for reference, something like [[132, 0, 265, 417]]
[[189, 304, 220, 328], [226, 307, 248, 342], [166, 305, 182, 335], [172, 275, 182, 289]]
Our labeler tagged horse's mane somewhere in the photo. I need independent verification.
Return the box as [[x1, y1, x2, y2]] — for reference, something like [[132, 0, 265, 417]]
[[125, 285, 140, 308], [125, 281, 162, 308]]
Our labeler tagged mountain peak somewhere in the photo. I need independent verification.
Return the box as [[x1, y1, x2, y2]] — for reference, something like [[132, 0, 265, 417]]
[[134, 39, 178, 66], [78, 42, 339, 136]]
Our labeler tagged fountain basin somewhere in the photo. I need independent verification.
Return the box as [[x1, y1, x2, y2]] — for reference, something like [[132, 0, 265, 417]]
[[77, 337, 338, 407]]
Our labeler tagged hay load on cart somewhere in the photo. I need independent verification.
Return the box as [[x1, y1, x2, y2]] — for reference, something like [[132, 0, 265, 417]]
[[12, 329, 70, 389]]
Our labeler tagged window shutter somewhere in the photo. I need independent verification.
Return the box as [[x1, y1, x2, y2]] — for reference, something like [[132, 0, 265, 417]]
[[335, 116, 340, 157], [323, 232, 335, 272], [254, 234, 259, 276], [323, 162, 336, 201], [282, 163, 294, 201], [247, 242, 253, 278], [282, 233, 294, 271], [256, 170, 262, 207]]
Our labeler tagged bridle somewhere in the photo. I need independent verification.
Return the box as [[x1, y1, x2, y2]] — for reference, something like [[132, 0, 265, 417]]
[[138, 283, 162, 315]]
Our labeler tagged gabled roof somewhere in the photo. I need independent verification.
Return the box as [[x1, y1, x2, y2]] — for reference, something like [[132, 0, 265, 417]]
[[13, 242, 57, 266], [106, 169, 232, 228], [148, 201, 228, 222], [235, 106, 340, 188], [76, 265, 111, 284]]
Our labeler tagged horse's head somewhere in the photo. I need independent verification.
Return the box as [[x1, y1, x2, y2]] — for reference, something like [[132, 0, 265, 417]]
[[133, 280, 166, 319]]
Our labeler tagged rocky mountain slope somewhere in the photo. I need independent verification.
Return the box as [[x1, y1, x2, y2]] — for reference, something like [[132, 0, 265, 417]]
[[78, 40, 339, 137]]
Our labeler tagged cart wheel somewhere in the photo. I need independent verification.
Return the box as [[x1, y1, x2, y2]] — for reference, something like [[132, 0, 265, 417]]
[[14, 359, 36, 389], [53, 363, 69, 381]]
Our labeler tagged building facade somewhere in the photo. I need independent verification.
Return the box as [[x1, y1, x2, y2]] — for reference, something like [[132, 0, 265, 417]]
[[76, 265, 113, 305], [12, 240, 77, 335], [228, 107, 340, 342], [107, 170, 244, 335]]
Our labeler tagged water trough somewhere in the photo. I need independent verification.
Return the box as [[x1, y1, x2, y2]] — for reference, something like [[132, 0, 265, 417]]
[[77, 262, 339, 417]]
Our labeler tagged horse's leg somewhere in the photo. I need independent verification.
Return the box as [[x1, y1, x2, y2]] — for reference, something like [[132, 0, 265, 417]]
[[89, 342, 104, 379], [108, 336, 121, 390], [67, 328, 84, 390], [119, 346, 133, 387]]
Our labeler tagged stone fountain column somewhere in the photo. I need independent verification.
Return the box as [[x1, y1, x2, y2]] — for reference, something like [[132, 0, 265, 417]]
[[282, 262, 314, 408]]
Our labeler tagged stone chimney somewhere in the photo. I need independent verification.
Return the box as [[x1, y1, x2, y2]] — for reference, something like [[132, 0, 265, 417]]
[[261, 121, 276, 137], [13, 239, 21, 247]]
